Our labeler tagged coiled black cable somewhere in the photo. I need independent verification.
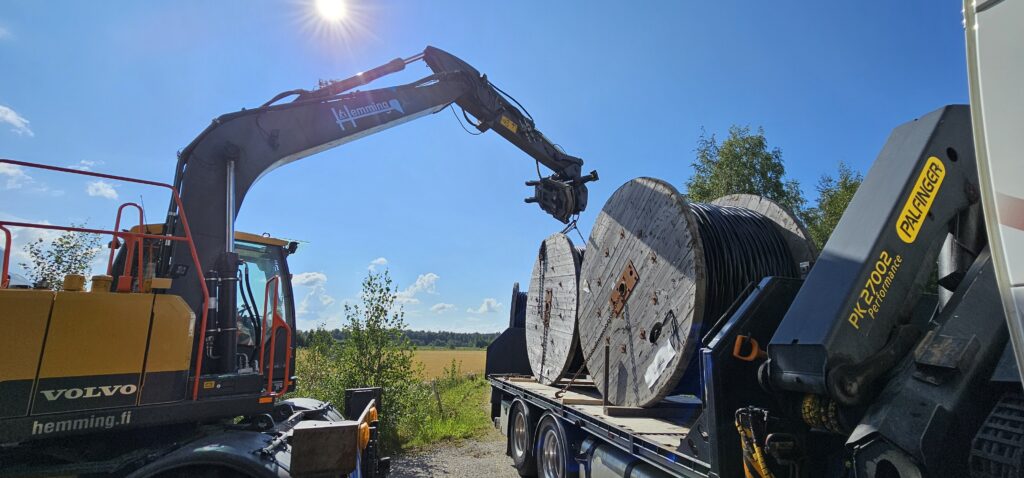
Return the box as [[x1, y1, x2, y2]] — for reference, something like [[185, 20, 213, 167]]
[[689, 203, 798, 330], [510, 290, 529, 329]]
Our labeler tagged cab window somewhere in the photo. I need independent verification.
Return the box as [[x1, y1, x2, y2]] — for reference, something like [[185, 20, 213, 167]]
[[235, 239, 291, 366]]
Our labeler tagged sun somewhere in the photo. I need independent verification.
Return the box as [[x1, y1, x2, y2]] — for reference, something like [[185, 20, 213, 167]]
[[315, 0, 348, 22], [296, 0, 373, 49]]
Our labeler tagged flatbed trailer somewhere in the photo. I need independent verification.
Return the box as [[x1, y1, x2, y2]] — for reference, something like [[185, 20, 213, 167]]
[[489, 374, 710, 478], [485, 277, 835, 478]]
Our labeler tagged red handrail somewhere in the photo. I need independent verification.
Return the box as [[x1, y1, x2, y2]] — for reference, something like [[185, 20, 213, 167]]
[[0, 159, 211, 400], [260, 275, 293, 396], [0, 225, 10, 289], [107, 202, 145, 292], [260, 275, 279, 383]]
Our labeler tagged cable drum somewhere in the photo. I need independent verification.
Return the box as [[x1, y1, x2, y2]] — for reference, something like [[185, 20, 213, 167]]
[[525, 233, 584, 385], [509, 282, 528, 329], [577, 178, 816, 407]]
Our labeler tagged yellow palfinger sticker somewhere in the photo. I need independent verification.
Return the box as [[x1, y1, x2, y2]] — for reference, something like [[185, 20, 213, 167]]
[[896, 156, 945, 243], [499, 115, 519, 134]]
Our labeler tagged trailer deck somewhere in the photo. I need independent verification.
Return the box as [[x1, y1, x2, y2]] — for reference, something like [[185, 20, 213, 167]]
[[489, 375, 710, 478]]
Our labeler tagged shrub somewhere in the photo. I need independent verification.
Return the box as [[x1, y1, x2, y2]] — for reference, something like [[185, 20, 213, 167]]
[[291, 270, 423, 451], [20, 224, 101, 290]]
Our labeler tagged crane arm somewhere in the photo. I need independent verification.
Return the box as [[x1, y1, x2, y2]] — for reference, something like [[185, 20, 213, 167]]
[[421, 47, 584, 179], [419, 47, 597, 223], [161, 47, 595, 373], [168, 47, 593, 242]]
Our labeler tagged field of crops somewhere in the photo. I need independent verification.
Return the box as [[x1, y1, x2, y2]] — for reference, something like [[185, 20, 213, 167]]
[[414, 349, 487, 379]]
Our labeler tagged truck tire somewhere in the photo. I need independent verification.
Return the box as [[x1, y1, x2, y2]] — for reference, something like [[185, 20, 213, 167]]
[[148, 466, 249, 478], [535, 416, 569, 478], [510, 401, 537, 477]]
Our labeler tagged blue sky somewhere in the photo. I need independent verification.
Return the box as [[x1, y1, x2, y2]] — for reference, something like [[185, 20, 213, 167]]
[[0, 1, 968, 332]]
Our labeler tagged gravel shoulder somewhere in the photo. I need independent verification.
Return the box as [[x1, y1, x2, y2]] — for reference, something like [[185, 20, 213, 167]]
[[390, 426, 519, 478]]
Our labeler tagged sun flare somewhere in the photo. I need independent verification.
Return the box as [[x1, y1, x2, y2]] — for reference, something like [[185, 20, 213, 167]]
[[297, 0, 374, 54], [315, 0, 347, 22]]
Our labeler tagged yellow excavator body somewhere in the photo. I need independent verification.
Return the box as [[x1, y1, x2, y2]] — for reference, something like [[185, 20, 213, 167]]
[[0, 284, 194, 418]]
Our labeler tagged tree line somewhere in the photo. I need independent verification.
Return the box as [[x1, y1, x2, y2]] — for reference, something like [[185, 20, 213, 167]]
[[293, 328, 499, 349]]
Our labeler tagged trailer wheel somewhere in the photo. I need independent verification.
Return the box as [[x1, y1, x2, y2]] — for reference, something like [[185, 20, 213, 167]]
[[510, 401, 537, 476], [535, 416, 569, 478], [146, 465, 248, 478]]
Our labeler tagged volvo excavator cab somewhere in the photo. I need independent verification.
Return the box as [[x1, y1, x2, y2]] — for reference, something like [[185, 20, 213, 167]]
[[233, 232, 298, 393], [114, 225, 300, 398]]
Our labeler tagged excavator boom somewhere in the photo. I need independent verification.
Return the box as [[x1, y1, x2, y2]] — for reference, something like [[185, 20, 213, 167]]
[[160, 45, 596, 375]]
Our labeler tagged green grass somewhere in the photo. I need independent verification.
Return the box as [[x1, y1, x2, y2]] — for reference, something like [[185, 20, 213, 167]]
[[414, 345, 487, 351], [293, 347, 493, 452], [399, 374, 492, 449]]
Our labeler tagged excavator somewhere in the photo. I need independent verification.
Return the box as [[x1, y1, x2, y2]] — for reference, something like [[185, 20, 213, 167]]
[[0, 46, 596, 477]]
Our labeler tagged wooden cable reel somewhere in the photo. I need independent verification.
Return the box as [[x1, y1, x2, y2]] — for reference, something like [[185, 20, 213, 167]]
[[525, 233, 585, 385], [577, 178, 816, 407], [509, 282, 528, 329]]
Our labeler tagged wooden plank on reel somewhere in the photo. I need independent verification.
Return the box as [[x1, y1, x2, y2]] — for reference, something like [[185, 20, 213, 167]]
[[525, 233, 583, 385]]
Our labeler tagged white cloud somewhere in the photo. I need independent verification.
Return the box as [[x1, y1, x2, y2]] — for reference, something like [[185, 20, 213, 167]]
[[368, 257, 388, 271], [0, 27, 10, 40], [292, 271, 327, 287], [430, 303, 454, 314], [467, 298, 501, 314], [0, 163, 30, 189], [396, 272, 439, 304], [0, 164, 61, 196], [292, 271, 336, 317], [86, 180, 118, 200], [0, 104, 33, 137], [69, 160, 99, 171], [300, 288, 336, 313]]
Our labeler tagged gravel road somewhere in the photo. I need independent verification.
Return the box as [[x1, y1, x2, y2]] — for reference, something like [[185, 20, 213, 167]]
[[390, 426, 519, 478]]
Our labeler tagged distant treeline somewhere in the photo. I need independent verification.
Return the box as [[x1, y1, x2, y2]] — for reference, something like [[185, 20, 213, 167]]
[[294, 329, 500, 349]]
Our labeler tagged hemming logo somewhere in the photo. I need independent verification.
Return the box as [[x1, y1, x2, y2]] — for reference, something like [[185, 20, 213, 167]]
[[331, 99, 404, 131]]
